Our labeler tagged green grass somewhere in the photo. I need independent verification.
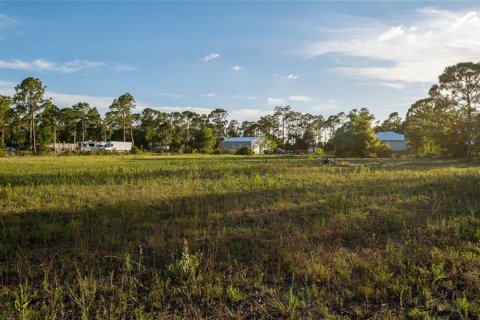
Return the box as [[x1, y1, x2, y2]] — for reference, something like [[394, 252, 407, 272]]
[[0, 155, 479, 319]]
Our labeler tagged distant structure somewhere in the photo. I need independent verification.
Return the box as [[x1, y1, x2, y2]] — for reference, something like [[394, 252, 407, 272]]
[[220, 137, 265, 154], [375, 131, 407, 151]]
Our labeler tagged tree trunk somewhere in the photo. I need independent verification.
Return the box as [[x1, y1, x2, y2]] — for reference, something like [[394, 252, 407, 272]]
[[53, 121, 57, 154], [130, 116, 134, 146], [123, 119, 126, 142], [82, 120, 85, 144], [32, 112, 36, 153], [466, 96, 473, 159]]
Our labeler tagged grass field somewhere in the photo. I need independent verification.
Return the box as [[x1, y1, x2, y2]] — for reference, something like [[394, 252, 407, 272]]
[[0, 155, 479, 319]]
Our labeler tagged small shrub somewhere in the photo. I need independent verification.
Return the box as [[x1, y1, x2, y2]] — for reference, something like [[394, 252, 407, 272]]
[[213, 148, 222, 155], [131, 146, 142, 154], [236, 147, 254, 155], [375, 143, 393, 158], [315, 147, 324, 157], [168, 240, 202, 281], [200, 148, 213, 154]]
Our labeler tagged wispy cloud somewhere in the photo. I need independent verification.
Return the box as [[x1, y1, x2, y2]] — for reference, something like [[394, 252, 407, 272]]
[[231, 65, 244, 71], [267, 95, 314, 105], [229, 108, 272, 122], [304, 8, 480, 84], [154, 92, 184, 99], [202, 93, 217, 98], [379, 82, 406, 90], [267, 97, 286, 106], [113, 64, 136, 72], [310, 99, 342, 113], [286, 74, 299, 80], [233, 94, 257, 100], [0, 58, 107, 73], [0, 80, 15, 96], [204, 52, 220, 62], [0, 13, 20, 29], [288, 95, 313, 102], [46, 91, 115, 112]]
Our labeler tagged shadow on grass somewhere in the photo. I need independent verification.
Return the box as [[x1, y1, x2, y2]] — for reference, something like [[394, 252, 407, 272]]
[[1, 172, 479, 277]]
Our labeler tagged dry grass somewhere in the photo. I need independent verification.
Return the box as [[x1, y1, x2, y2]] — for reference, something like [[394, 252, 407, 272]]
[[0, 155, 479, 319]]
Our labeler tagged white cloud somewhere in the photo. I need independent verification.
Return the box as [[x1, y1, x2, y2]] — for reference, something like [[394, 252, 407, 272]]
[[202, 93, 217, 98], [150, 106, 213, 114], [231, 65, 244, 71], [229, 108, 273, 122], [267, 97, 286, 105], [378, 25, 404, 42], [204, 52, 220, 62], [379, 82, 406, 89], [0, 81, 114, 111], [0, 80, 15, 96], [233, 94, 257, 100], [286, 74, 299, 80], [45, 91, 116, 114], [304, 8, 480, 84], [0, 58, 107, 73], [288, 95, 313, 102], [267, 95, 316, 105], [311, 99, 342, 113]]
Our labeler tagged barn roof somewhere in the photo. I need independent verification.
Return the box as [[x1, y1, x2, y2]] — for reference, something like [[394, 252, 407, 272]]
[[375, 131, 405, 141], [222, 137, 259, 142]]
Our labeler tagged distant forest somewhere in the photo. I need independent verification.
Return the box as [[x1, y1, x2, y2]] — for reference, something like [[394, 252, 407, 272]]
[[0, 62, 479, 157]]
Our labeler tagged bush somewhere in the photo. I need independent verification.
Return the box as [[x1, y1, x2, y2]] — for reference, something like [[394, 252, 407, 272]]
[[236, 147, 254, 155], [131, 146, 142, 154], [213, 148, 222, 155], [315, 147, 324, 157], [374, 143, 393, 158], [200, 148, 213, 154]]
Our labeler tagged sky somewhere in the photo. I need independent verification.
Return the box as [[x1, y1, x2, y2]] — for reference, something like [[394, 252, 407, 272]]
[[0, 1, 479, 122]]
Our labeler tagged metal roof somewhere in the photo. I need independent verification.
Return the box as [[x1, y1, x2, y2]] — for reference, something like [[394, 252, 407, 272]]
[[375, 131, 405, 141], [222, 137, 259, 142]]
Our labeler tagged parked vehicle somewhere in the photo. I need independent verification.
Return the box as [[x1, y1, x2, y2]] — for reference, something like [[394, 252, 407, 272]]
[[103, 141, 132, 152]]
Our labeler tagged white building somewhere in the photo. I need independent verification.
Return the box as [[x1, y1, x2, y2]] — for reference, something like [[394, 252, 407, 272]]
[[220, 137, 265, 154], [375, 131, 407, 151]]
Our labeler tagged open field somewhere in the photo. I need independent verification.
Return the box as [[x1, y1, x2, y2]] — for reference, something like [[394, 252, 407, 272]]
[[0, 155, 479, 319]]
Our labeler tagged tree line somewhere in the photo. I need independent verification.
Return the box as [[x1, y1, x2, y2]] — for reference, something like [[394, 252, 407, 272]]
[[0, 62, 479, 157]]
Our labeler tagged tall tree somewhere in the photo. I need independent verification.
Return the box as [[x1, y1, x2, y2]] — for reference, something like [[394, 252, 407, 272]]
[[109, 93, 136, 144], [274, 105, 292, 145], [226, 119, 240, 137], [85, 107, 103, 141], [437, 62, 480, 158], [72, 102, 91, 144], [41, 100, 60, 152], [334, 108, 386, 157], [14, 77, 46, 153], [0, 95, 13, 148], [376, 112, 404, 133], [207, 108, 228, 145], [194, 127, 214, 153]]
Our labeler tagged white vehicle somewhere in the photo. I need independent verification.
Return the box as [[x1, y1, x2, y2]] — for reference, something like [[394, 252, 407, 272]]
[[102, 141, 132, 152], [78, 140, 106, 151]]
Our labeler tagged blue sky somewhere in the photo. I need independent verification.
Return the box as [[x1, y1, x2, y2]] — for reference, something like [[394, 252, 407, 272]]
[[0, 1, 479, 122]]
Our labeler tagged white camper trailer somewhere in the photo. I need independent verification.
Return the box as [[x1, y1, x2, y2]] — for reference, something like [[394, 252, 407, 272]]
[[103, 141, 132, 152], [78, 140, 107, 151]]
